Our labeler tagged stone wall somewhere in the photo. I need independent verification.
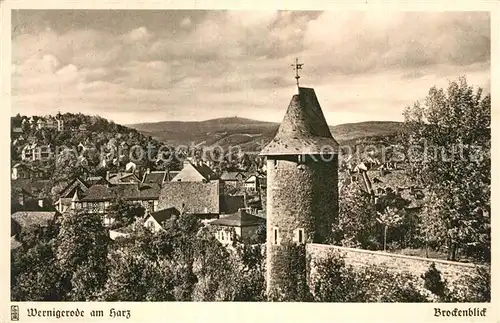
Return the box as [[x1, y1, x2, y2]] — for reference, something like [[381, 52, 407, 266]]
[[306, 243, 482, 284]]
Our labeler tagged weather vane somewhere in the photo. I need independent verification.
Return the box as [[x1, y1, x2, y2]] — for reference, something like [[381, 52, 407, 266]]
[[291, 58, 304, 88]]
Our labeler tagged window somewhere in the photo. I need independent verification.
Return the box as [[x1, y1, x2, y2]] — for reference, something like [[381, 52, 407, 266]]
[[294, 228, 305, 244], [273, 227, 279, 245], [298, 229, 304, 243]]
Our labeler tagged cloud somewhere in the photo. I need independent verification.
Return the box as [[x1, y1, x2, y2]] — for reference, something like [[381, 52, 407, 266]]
[[11, 10, 491, 125], [303, 12, 490, 75]]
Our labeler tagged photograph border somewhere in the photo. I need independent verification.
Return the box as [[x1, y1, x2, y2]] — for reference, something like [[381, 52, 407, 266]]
[[1, 0, 499, 322]]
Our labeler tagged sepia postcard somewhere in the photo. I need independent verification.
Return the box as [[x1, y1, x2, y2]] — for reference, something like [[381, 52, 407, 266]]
[[1, 0, 498, 322]]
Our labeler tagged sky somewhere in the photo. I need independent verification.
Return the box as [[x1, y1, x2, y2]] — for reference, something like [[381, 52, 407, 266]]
[[11, 10, 491, 125]]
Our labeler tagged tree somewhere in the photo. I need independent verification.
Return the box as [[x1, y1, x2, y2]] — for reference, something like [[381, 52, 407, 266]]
[[108, 198, 145, 229], [335, 183, 380, 249], [376, 206, 403, 252], [55, 212, 109, 300], [401, 77, 490, 262], [53, 148, 84, 183], [11, 241, 66, 301]]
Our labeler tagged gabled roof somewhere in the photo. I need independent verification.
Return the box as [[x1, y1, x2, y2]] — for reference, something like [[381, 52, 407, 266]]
[[58, 177, 90, 198], [260, 87, 339, 155], [148, 207, 180, 225], [171, 162, 218, 182], [220, 171, 244, 181], [244, 175, 258, 183], [159, 181, 220, 214], [80, 183, 161, 202], [211, 209, 265, 227]]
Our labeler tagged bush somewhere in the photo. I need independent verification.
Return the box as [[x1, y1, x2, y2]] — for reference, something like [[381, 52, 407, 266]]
[[447, 266, 490, 302], [421, 263, 447, 298]]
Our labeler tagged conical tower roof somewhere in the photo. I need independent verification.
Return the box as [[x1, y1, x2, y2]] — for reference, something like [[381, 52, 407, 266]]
[[260, 87, 339, 156]]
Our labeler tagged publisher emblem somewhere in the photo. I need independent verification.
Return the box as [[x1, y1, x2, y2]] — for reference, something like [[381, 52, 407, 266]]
[[11, 305, 19, 321]]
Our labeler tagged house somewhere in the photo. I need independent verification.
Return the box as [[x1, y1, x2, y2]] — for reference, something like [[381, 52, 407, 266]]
[[244, 175, 259, 191], [220, 171, 246, 183], [12, 126, 23, 138], [73, 182, 162, 219], [170, 160, 218, 182], [57, 119, 64, 131], [11, 190, 54, 214], [21, 144, 34, 161], [12, 163, 31, 180], [78, 124, 88, 131], [11, 179, 52, 199], [210, 209, 266, 244], [36, 118, 57, 130], [144, 207, 180, 232], [54, 177, 92, 213], [21, 144, 54, 161]]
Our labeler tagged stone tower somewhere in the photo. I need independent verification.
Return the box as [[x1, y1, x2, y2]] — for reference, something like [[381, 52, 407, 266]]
[[260, 87, 339, 297]]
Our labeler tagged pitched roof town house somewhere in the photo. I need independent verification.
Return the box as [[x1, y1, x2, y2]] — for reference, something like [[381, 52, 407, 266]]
[[220, 171, 246, 182], [210, 209, 265, 244], [73, 182, 162, 217], [144, 207, 180, 232], [54, 177, 92, 213], [21, 143, 54, 161], [244, 174, 260, 191]]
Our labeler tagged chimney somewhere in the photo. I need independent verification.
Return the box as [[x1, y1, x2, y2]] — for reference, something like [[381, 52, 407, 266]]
[[106, 171, 110, 181], [146, 168, 151, 174], [38, 199, 44, 208]]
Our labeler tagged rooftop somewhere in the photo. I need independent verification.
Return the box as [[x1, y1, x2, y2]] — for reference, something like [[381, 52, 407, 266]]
[[260, 87, 339, 156], [80, 183, 161, 201], [159, 181, 220, 214], [211, 209, 265, 227], [148, 207, 180, 225]]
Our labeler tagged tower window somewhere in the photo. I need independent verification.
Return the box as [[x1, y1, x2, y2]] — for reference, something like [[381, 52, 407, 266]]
[[298, 154, 306, 164], [273, 227, 279, 245], [294, 228, 305, 244]]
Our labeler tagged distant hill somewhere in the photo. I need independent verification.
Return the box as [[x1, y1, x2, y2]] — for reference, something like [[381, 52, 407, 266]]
[[128, 118, 403, 150]]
